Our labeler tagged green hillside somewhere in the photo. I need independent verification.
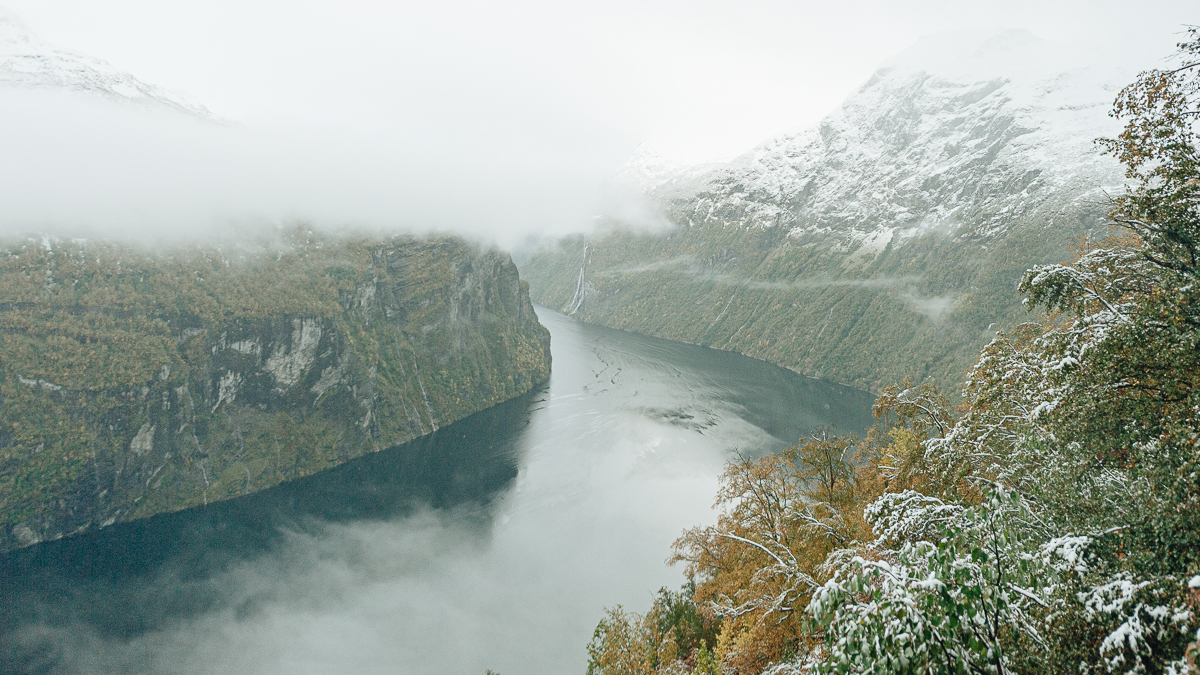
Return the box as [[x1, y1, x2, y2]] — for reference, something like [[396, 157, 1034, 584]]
[[521, 204, 1106, 393]]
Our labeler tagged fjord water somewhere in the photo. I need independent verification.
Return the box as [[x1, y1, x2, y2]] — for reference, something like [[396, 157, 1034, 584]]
[[0, 307, 873, 675]]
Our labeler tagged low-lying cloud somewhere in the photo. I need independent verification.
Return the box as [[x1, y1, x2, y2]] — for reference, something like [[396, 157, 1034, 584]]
[[590, 259, 961, 319], [0, 89, 629, 249], [592, 257, 924, 292]]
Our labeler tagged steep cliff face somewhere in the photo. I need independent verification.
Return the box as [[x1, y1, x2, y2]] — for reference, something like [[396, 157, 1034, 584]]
[[0, 232, 550, 552], [522, 31, 1127, 392]]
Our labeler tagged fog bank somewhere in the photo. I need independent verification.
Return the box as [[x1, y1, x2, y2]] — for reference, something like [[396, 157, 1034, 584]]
[[3, 0, 1193, 249], [0, 89, 631, 248]]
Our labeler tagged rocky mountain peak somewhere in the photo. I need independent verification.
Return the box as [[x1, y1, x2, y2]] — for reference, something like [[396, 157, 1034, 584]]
[[0, 5, 217, 119], [628, 29, 1130, 249]]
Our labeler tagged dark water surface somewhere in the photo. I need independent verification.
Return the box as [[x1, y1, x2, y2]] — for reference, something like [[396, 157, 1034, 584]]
[[1, 307, 874, 675]]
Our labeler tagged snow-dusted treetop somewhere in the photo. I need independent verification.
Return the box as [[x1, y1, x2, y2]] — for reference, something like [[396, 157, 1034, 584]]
[[622, 29, 1132, 244], [0, 6, 216, 119]]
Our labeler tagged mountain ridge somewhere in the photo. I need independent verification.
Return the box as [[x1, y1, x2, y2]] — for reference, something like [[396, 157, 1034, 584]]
[[0, 6, 216, 119], [523, 30, 1130, 393], [634, 29, 1127, 240]]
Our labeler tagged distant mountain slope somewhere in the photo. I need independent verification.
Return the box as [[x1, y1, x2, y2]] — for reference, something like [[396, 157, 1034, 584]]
[[522, 30, 1130, 393], [650, 30, 1125, 241], [0, 7, 215, 118]]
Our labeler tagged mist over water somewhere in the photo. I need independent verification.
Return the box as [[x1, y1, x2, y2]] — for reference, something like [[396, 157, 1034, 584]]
[[0, 308, 873, 675]]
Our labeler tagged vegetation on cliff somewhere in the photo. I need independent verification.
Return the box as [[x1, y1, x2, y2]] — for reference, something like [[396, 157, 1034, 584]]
[[0, 229, 550, 552], [585, 29, 1200, 675]]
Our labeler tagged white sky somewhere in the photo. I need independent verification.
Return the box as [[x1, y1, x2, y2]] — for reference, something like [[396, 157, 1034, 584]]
[[1, 0, 1195, 243]]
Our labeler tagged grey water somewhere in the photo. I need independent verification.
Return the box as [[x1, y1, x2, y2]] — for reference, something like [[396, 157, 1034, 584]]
[[0, 307, 874, 675]]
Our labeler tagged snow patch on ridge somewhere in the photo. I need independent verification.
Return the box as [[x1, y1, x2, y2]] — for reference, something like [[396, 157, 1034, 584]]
[[0, 6, 217, 119]]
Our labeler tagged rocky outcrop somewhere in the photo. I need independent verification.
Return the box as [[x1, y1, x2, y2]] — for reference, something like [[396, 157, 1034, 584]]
[[0, 231, 551, 552]]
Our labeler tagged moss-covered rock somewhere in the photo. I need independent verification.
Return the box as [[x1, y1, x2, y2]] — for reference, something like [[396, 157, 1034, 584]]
[[0, 230, 551, 552]]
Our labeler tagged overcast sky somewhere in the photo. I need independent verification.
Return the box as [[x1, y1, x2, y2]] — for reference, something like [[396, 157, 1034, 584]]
[[1, 0, 1195, 244]]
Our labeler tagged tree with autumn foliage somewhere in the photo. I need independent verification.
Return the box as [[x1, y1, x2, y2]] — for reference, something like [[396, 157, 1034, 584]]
[[585, 388, 955, 674]]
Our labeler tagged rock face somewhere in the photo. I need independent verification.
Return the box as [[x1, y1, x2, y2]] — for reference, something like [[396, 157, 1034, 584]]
[[522, 30, 1129, 392], [0, 232, 551, 552]]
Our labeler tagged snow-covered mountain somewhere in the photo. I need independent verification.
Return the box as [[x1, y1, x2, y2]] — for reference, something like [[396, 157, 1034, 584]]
[[0, 7, 215, 119], [631, 29, 1128, 246], [523, 30, 1136, 392]]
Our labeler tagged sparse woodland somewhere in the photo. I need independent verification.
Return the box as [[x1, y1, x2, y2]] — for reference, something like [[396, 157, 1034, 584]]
[[586, 29, 1200, 675]]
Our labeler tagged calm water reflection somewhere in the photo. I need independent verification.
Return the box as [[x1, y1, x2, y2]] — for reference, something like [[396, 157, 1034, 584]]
[[0, 307, 874, 675]]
